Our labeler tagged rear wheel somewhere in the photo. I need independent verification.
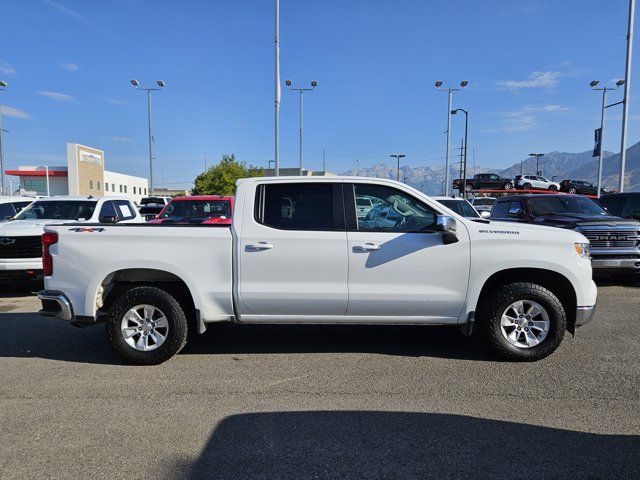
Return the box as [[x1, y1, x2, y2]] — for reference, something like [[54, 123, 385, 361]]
[[465, 184, 473, 192], [503, 182, 514, 190], [568, 187, 577, 194], [106, 286, 189, 365], [476, 282, 566, 361], [523, 182, 532, 190]]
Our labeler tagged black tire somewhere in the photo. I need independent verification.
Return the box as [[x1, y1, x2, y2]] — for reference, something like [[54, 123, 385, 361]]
[[504, 182, 513, 190], [465, 184, 473, 192], [568, 187, 577, 194], [106, 286, 189, 365], [476, 282, 566, 361], [548, 185, 558, 191], [523, 182, 532, 190]]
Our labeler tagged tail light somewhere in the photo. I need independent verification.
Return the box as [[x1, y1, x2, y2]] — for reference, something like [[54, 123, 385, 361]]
[[42, 232, 58, 276]]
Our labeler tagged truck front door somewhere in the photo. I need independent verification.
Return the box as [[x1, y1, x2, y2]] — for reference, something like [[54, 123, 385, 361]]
[[236, 182, 348, 319], [344, 183, 470, 322]]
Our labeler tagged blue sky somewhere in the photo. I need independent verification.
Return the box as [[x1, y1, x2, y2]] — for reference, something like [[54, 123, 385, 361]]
[[0, 0, 638, 189]]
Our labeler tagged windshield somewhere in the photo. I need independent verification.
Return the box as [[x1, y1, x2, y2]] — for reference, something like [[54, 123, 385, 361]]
[[438, 199, 480, 218], [14, 200, 97, 220], [160, 200, 232, 219], [472, 198, 495, 206], [528, 196, 609, 217], [356, 198, 372, 206]]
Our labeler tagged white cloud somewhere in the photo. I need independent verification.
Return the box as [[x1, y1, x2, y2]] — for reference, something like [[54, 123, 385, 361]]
[[1, 106, 30, 120], [0, 62, 17, 76], [60, 62, 79, 71], [485, 104, 568, 133], [44, 0, 117, 39], [497, 71, 561, 90], [37, 90, 76, 103], [103, 98, 131, 106], [110, 136, 132, 143], [522, 104, 569, 113]]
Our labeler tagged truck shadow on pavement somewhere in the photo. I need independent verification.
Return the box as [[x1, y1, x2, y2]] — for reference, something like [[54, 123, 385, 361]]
[[162, 411, 640, 480], [0, 312, 490, 364]]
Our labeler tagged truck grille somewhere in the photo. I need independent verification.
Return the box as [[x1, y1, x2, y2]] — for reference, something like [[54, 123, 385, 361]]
[[0, 236, 42, 259], [578, 227, 640, 249]]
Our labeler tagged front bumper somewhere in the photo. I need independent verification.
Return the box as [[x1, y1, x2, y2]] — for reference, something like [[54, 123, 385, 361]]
[[591, 257, 640, 270], [575, 305, 596, 327], [37, 290, 74, 321]]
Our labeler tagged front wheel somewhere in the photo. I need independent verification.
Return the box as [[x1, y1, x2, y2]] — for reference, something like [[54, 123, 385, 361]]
[[465, 184, 473, 192], [548, 185, 558, 191], [476, 282, 566, 361], [106, 286, 189, 365]]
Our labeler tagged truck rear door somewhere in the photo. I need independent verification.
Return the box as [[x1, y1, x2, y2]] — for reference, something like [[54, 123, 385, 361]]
[[236, 181, 348, 319]]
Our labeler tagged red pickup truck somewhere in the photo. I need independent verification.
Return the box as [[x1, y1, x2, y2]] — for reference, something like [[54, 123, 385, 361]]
[[147, 195, 234, 225]]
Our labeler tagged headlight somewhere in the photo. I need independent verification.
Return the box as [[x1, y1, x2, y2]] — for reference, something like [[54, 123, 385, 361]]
[[574, 242, 591, 259]]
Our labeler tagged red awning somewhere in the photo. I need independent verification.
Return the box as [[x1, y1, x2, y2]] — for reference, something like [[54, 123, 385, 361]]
[[5, 170, 68, 177]]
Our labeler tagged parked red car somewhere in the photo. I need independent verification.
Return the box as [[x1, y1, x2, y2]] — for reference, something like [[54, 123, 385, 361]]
[[147, 196, 234, 225]]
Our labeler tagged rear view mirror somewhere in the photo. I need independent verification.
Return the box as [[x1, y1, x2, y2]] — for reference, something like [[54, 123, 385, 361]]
[[100, 215, 119, 224], [436, 215, 458, 244], [507, 209, 524, 220]]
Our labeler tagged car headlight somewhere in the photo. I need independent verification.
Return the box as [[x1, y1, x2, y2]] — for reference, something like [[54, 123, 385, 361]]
[[574, 242, 591, 259]]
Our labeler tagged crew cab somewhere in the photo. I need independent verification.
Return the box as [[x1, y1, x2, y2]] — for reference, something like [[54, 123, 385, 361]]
[[38, 177, 596, 364], [148, 196, 234, 225], [491, 194, 640, 277], [0, 196, 142, 281], [453, 173, 514, 193]]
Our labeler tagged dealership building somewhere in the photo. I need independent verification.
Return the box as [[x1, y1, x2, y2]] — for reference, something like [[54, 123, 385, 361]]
[[6, 143, 149, 202]]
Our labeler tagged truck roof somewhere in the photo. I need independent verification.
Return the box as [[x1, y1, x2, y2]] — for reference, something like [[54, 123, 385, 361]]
[[32, 196, 132, 202], [170, 195, 233, 201], [238, 176, 410, 186]]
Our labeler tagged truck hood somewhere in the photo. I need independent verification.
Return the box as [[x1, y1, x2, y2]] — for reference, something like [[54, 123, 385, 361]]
[[0, 219, 63, 236], [531, 214, 638, 229], [472, 219, 586, 243]]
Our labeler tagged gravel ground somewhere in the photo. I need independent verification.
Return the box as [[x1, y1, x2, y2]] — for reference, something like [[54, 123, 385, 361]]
[[0, 280, 638, 480]]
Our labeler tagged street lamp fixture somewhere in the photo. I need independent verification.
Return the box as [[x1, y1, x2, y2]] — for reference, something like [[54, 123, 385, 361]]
[[589, 79, 625, 197], [389, 154, 406, 181], [286, 79, 318, 175], [451, 108, 469, 198], [435, 80, 468, 196], [131, 79, 166, 195], [0, 81, 7, 88]]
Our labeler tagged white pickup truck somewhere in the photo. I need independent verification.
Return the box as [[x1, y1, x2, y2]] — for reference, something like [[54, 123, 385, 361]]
[[0, 196, 142, 281], [38, 177, 597, 364]]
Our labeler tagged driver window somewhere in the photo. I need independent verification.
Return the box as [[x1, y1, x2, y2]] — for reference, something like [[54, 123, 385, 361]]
[[354, 184, 436, 232]]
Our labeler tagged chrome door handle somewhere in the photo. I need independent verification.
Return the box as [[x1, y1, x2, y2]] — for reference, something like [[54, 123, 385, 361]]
[[247, 242, 274, 250], [353, 243, 381, 251]]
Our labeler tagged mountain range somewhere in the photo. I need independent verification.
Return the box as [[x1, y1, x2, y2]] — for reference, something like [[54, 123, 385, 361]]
[[340, 140, 640, 195]]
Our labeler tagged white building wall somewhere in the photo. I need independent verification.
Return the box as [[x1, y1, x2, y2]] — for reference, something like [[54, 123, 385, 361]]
[[103, 170, 149, 203]]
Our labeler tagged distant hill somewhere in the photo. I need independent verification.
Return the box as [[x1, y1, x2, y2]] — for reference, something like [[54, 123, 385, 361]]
[[341, 141, 640, 193]]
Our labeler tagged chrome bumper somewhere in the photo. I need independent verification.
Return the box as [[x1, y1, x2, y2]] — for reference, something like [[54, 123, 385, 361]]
[[575, 305, 596, 327], [592, 257, 640, 270], [37, 290, 74, 321]]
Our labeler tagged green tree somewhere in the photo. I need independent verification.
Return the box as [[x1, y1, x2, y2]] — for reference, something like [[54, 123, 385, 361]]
[[191, 154, 264, 195]]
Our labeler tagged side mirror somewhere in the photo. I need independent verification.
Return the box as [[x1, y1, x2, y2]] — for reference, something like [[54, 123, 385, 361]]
[[145, 214, 157, 221], [479, 210, 491, 219], [100, 215, 119, 224], [436, 215, 458, 244]]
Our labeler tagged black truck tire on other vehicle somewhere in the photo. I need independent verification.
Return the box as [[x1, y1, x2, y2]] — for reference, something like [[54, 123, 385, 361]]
[[504, 182, 513, 190], [476, 282, 566, 361], [549, 185, 558, 191], [106, 286, 189, 365]]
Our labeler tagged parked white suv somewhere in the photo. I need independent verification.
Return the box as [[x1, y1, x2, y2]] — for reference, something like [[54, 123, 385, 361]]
[[515, 175, 560, 191], [0, 196, 142, 281]]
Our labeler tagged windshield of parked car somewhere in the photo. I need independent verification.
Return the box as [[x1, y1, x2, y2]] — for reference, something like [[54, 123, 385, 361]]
[[160, 200, 231, 219], [528, 196, 609, 217], [438, 199, 480, 218], [13, 200, 97, 220], [472, 198, 495, 206]]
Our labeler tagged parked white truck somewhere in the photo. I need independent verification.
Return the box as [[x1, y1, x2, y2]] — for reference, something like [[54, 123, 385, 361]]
[[0, 196, 142, 282], [38, 177, 597, 364]]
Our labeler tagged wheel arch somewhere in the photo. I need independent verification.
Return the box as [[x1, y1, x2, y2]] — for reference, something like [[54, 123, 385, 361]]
[[476, 268, 577, 331]]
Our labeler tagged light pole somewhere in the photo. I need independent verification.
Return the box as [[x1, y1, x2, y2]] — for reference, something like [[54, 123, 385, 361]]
[[529, 153, 544, 176], [131, 79, 165, 195], [0, 81, 6, 196], [619, 0, 635, 192], [451, 109, 469, 198], [274, 0, 280, 176], [590, 80, 625, 197], [435, 80, 468, 196], [285, 79, 318, 175], [390, 154, 406, 181]]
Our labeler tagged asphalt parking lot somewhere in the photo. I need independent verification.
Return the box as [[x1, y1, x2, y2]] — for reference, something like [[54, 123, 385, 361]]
[[0, 281, 638, 480]]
